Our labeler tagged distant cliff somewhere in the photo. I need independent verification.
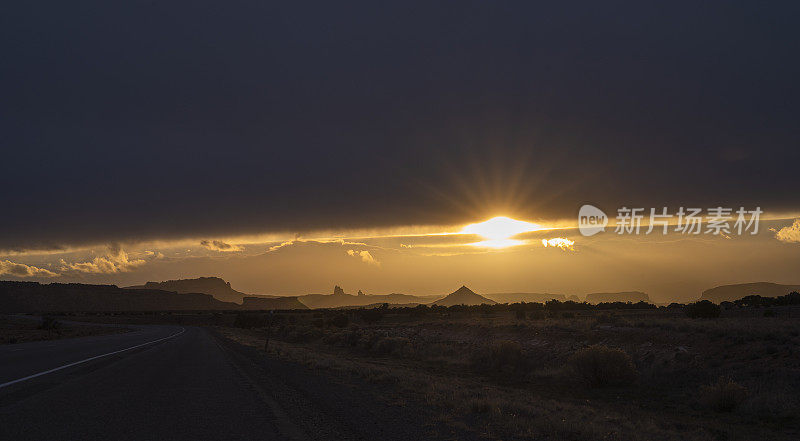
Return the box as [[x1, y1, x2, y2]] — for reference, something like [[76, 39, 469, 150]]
[[241, 296, 308, 310], [0, 281, 236, 312], [584, 291, 650, 304], [127, 277, 257, 304], [297, 286, 439, 309], [700, 282, 800, 303], [483, 292, 567, 304]]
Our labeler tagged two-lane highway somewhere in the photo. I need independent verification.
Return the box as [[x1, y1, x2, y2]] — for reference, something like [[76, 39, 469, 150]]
[[0, 322, 454, 441], [0, 324, 183, 388], [0, 325, 292, 440]]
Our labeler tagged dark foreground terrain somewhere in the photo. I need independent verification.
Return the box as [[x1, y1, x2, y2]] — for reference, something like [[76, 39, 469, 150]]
[[219, 305, 800, 441], [3, 303, 799, 441], [1, 314, 127, 345], [0, 323, 462, 441]]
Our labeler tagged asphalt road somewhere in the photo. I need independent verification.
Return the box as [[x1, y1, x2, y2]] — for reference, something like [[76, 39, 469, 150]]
[[0, 325, 450, 441], [0, 325, 295, 440]]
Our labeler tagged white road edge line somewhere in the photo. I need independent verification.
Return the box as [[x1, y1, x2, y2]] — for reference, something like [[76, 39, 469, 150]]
[[0, 327, 186, 389]]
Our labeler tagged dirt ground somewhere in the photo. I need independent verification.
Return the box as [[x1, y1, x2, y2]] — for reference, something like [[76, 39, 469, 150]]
[[218, 308, 800, 440], [43, 308, 800, 440], [0, 314, 129, 345]]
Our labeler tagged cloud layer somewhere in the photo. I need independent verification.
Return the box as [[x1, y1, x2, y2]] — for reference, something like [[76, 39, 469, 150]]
[[59, 246, 146, 274], [200, 240, 243, 252], [0, 260, 59, 277], [1, 2, 799, 252], [773, 219, 800, 243]]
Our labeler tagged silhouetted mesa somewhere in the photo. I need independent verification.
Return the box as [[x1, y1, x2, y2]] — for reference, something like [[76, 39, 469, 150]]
[[699, 282, 800, 303], [298, 286, 439, 309], [241, 296, 307, 310], [0, 281, 236, 312], [432, 286, 496, 306], [584, 291, 650, 304], [484, 293, 567, 303], [126, 277, 256, 304]]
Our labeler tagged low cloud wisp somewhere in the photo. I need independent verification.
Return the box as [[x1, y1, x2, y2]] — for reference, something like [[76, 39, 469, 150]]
[[347, 249, 380, 266], [0, 260, 59, 277]]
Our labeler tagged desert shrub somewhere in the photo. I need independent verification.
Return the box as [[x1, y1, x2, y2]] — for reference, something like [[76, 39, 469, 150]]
[[528, 310, 546, 320], [466, 395, 499, 414], [467, 398, 493, 414], [471, 340, 526, 373], [233, 313, 266, 329], [358, 307, 384, 324], [270, 323, 292, 338], [740, 380, 796, 419], [700, 377, 748, 412], [357, 331, 381, 350], [374, 337, 411, 356], [38, 316, 61, 331], [685, 300, 721, 318], [594, 313, 627, 326], [288, 326, 323, 342], [348, 330, 363, 346], [416, 342, 459, 360], [322, 331, 343, 346], [329, 313, 349, 328], [322, 329, 361, 347], [611, 315, 633, 327], [568, 344, 636, 387], [410, 304, 429, 316], [323, 330, 344, 346], [595, 313, 614, 324]]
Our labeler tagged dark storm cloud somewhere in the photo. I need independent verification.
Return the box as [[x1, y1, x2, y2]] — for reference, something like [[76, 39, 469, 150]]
[[2, 1, 799, 251]]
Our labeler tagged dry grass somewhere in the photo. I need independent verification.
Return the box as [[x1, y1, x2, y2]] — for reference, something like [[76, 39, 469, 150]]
[[215, 309, 800, 440], [221, 329, 681, 440], [0, 314, 128, 344], [700, 377, 748, 412], [568, 344, 637, 387]]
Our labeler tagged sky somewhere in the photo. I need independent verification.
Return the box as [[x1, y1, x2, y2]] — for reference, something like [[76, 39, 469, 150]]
[[1, 2, 799, 302]]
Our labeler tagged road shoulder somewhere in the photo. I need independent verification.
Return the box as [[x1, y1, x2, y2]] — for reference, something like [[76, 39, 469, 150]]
[[210, 327, 473, 441]]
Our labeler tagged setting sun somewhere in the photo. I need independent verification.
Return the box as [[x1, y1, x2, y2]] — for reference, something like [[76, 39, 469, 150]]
[[461, 216, 541, 248]]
